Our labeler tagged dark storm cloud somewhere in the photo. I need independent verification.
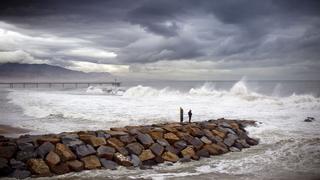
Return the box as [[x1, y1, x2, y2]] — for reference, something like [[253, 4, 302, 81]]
[[0, 0, 319, 79]]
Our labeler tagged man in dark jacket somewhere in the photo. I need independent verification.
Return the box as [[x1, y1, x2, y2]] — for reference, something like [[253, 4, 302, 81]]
[[188, 110, 192, 123]]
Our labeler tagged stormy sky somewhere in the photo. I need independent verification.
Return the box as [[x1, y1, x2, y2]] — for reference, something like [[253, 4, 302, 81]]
[[0, 0, 319, 80]]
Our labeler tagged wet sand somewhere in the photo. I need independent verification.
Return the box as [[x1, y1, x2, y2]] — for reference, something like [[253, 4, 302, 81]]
[[0, 124, 30, 135]]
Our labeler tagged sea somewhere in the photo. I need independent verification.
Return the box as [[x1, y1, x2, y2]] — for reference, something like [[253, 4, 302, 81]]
[[0, 79, 319, 180]]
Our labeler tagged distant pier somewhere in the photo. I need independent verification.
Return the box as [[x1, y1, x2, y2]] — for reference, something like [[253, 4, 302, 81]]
[[0, 81, 121, 88]]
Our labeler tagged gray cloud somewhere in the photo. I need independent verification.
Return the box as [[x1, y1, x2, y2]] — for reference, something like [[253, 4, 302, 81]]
[[0, 0, 319, 80]]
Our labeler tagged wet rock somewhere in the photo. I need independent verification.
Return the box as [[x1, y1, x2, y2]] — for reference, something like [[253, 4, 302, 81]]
[[119, 135, 136, 144], [219, 122, 232, 129], [203, 144, 220, 155], [164, 132, 180, 143], [16, 137, 34, 145], [51, 163, 70, 175], [100, 158, 118, 170], [200, 136, 212, 144], [10, 169, 31, 179], [173, 140, 187, 151], [37, 136, 60, 145], [154, 156, 164, 163], [114, 152, 132, 166], [107, 137, 125, 150], [236, 139, 250, 148], [157, 139, 170, 147], [96, 131, 111, 139], [75, 144, 96, 158], [0, 158, 13, 176], [17, 142, 34, 152], [163, 126, 177, 133], [246, 138, 259, 146], [67, 160, 83, 172], [79, 134, 95, 143], [117, 147, 129, 156], [27, 159, 51, 176], [230, 147, 241, 152], [148, 131, 163, 140], [150, 143, 164, 156], [165, 145, 179, 154], [223, 133, 238, 147], [61, 136, 84, 149], [81, 155, 101, 170], [97, 145, 115, 160], [187, 137, 204, 150], [212, 143, 229, 154], [16, 150, 37, 162], [55, 143, 76, 161], [130, 154, 142, 167], [188, 127, 204, 137], [139, 149, 155, 162], [211, 129, 226, 139], [10, 159, 27, 170], [45, 151, 60, 166], [105, 130, 128, 137], [126, 142, 144, 155], [0, 145, 17, 159], [37, 142, 55, 158], [220, 127, 237, 135], [196, 149, 210, 158], [179, 157, 191, 163], [137, 133, 154, 148], [161, 151, 179, 163], [181, 146, 196, 159], [88, 137, 106, 147], [142, 159, 157, 166]]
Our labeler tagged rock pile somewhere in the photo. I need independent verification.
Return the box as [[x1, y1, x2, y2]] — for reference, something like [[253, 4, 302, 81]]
[[0, 119, 258, 179]]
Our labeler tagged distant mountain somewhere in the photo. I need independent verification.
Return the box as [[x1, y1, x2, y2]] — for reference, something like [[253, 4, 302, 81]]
[[0, 63, 111, 82]]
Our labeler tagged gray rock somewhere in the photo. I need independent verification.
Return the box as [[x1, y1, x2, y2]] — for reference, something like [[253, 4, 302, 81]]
[[16, 150, 37, 162], [137, 133, 154, 148], [230, 147, 241, 152], [75, 144, 96, 158], [126, 142, 144, 155], [179, 157, 191, 163], [223, 133, 238, 147], [246, 138, 259, 146], [130, 154, 141, 167], [16, 137, 34, 145], [96, 131, 111, 139], [10, 169, 31, 179], [157, 139, 170, 147], [119, 135, 136, 144], [196, 149, 210, 158], [97, 146, 115, 160], [150, 143, 164, 156], [173, 140, 187, 151], [37, 142, 55, 158], [100, 159, 118, 170], [10, 159, 26, 170], [17, 143, 34, 152], [236, 139, 250, 148], [187, 137, 204, 150], [0, 145, 17, 159], [61, 136, 84, 149], [0, 158, 13, 176]]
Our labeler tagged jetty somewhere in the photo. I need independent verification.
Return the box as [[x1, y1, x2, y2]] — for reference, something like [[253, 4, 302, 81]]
[[0, 119, 259, 179], [0, 81, 121, 88]]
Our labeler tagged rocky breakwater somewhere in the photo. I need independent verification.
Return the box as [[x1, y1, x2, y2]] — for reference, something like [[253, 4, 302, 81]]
[[0, 119, 259, 179]]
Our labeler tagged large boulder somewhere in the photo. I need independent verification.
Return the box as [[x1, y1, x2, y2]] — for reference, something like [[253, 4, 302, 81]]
[[156, 139, 170, 147], [150, 143, 164, 156], [100, 158, 118, 170], [119, 135, 136, 144], [161, 151, 179, 163], [137, 133, 154, 148], [165, 145, 179, 154], [236, 139, 250, 148], [188, 127, 204, 137], [223, 133, 238, 147], [187, 137, 204, 150], [61, 136, 84, 149], [45, 151, 60, 166], [67, 160, 83, 172], [10, 159, 26, 170], [55, 143, 76, 161], [130, 154, 142, 167], [97, 146, 115, 160], [81, 155, 101, 170], [126, 142, 144, 155], [148, 131, 163, 140], [17, 142, 34, 152], [50, 163, 70, 175], [196, 149, 210, 158], [164, 133, 180, 143], [0, 158, 13, 176], [105, 130, 128, 137], [37, 136, 60, 145], [181, 146, 196, 159], [200, 136, 212, 144], [37, 142, 55, 158], [203, 144, 220, 155], [173, 140, 187, 151], [10, 169, 31, 179], [246, 138, 259, 146], [139, 149, 155, 162], [16, 150, 37, 162], [75, 144, 96, 158], [107, 137, 125, 150], [114, 152, 132, 167], [87, 137, 106, 147], [0, 145, 17, 159], [27, 159, 51, 176], [211, 129, 226, 139]]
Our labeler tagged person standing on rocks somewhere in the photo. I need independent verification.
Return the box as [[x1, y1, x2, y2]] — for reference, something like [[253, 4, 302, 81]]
[[188, 110, 192, 123], [180, 107, 184, 123]]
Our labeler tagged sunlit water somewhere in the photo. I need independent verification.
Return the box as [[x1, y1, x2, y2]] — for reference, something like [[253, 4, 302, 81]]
[[1, 80, 320, 179]]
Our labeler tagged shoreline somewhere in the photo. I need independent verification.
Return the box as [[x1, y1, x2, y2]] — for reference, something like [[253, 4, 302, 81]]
[[0, 124, 30, 135], [0, 119, 259, 179]]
